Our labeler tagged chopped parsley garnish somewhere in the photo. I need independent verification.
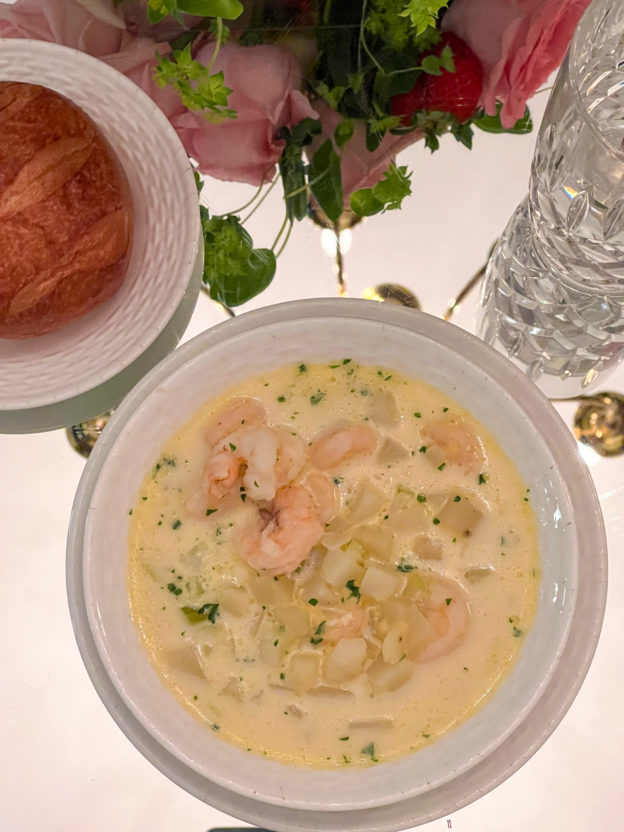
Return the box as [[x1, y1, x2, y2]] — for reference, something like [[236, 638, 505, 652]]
[[437, 462, 446, 471], [308, 598, 319, 606], [273, 639, 279, 647], [397, 561, 416, 572], [413, 412, 421, 418], [280, 672, 285, 679], [339, 736, 349, 741], [342, 358, 351, 364], [128, 509, 133, 515], [181, 602, 219, 625], [167, 583, 182, 596], [422, 733, 431, 739], [310, 391, 326, 405], [277, 395, 286, 403], [205, 509, 217, 517], [254, 480, 259, 488], [361, 742, 378, 762], [445, 598, 452, 606], [333, 476, 343, 485], [142, 496, 148, 501], [310, 620, 326, 645], [298, 363, 307, 373], [417, 494, 427, 503], [512, 626, 524, 638], [478, 472, 488, 484], [171, 519, 182, 530], [212, 724, 220, 731], [419, 445, 427, 453], [442, 407, 449, 412], [345, 579, 360, 599], [453, 495, 461, 502], [432, 517, 440, 525], [229, 442, 236, 452]]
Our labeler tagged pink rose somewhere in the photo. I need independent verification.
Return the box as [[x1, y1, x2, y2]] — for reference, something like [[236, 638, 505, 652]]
[[443, 0, 591, 127], [172, 42, 318, 186], [0, 0, 183, 119], [307, 100, 422, 204]]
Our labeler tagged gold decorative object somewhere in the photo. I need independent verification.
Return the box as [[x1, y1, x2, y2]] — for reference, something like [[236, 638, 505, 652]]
[[66, 411, 114, 458], [573, 392, 624, 457], [363, 283, 420, 309], [444, 241, 497, 321], [200, 284, 235, 317]]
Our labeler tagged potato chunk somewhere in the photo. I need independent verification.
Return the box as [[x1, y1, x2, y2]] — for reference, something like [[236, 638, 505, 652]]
[[321, 545, 364, 590], [324, 637, 367, 683], [404, 605, 438, 659], [438, 496, 484, 535], [349, 481, 387, 523], [274, 604, 310, 638], [368, 657, 414, 692], [287, 653, 320, 692], [220, 586, 249, 616], [382, 622, 407, 664], [370, 390, 401, 426], [412, 533, 444, 560], [352, 524, 395, 561], [377, 437, 408, 465], [360, 564, 403, 601], [248, 572, 293, 605]]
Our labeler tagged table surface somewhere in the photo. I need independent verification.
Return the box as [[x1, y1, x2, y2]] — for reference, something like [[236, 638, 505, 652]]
[[2, 84, 622, 832]]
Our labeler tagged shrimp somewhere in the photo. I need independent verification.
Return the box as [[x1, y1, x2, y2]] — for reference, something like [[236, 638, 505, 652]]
[[310, 424, 378, 470], [202, 425, 307, 503], [323, 606, 370, 642], [417, 575, 470, 662], [303, 470, 339, 523], [273, 427, 306, 487], [422, 417, 483, 473], [205, 397, 266, 451], [240, 485, 324, 575]]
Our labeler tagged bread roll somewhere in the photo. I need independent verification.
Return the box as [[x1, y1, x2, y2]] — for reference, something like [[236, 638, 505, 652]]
[[0, 82, 133, 339]]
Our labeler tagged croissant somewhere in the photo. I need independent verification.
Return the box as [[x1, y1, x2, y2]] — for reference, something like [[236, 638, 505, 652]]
[[0, 82, 133, 339]]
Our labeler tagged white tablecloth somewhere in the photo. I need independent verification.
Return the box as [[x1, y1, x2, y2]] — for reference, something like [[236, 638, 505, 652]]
[[1, 85, 622, 832]]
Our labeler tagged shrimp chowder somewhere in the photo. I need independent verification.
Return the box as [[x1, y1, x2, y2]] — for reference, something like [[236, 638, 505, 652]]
[[128, 361, 540, 768]]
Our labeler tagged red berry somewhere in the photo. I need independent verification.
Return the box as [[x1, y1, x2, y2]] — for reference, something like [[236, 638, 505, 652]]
[[391, 33, 483, 124]]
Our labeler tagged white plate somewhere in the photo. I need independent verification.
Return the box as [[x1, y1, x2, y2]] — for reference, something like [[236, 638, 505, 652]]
[[67, 299, 607, 831], [0, 39, 200, 415]]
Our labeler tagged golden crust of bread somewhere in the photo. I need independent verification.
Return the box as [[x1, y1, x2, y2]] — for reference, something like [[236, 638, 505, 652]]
[[0, 82, 133, 339]]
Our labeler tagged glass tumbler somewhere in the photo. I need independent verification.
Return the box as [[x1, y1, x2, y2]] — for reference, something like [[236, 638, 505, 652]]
[[477, 0, 624, 397]]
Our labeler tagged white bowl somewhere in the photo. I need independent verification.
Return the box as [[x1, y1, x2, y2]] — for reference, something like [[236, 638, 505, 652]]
[[0, 39, 201, 431], [67, 299, 607, 831]]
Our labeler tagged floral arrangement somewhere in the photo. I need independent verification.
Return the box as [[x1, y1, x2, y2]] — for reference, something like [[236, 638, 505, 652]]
[[0, 0, 590, 306]]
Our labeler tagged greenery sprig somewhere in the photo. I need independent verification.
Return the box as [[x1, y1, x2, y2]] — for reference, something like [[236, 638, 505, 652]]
[[141, 0, 535, 308]]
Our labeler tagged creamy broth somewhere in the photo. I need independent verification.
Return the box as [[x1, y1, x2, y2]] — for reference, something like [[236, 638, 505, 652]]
[[128, 362, 540, 768]]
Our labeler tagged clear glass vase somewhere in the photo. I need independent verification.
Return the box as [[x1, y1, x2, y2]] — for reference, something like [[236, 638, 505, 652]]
[[477, 0, 624, 397]]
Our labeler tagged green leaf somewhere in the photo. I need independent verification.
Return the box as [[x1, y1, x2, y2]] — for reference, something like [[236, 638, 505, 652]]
[[439, 44, 455, 73], [153, 49, 236, 122], [309, 140, 343, 223], [334, 119, 354, 148], [177, 0, 243, 19], [280, 142, 307, 222], [473, 103, 533, 134], [371, 164, 412, 210], [399, 0, 449, 35], [351, 164, 412, 216], [147, 0, 176, 23], [420, 54, 443, 76], [290, 117, 322, 147], [350, 188, 384, 217], [201, 213, 276, 306], [316, 81, 345, 110], [451, 121, 474, 149]]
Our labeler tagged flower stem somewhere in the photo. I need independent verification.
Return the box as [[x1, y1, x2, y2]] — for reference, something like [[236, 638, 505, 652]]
[[275, 220, 294, 258], [241, 175, 279, 224], [206, 18, 223, 73], [271, 214, 290, 251]]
